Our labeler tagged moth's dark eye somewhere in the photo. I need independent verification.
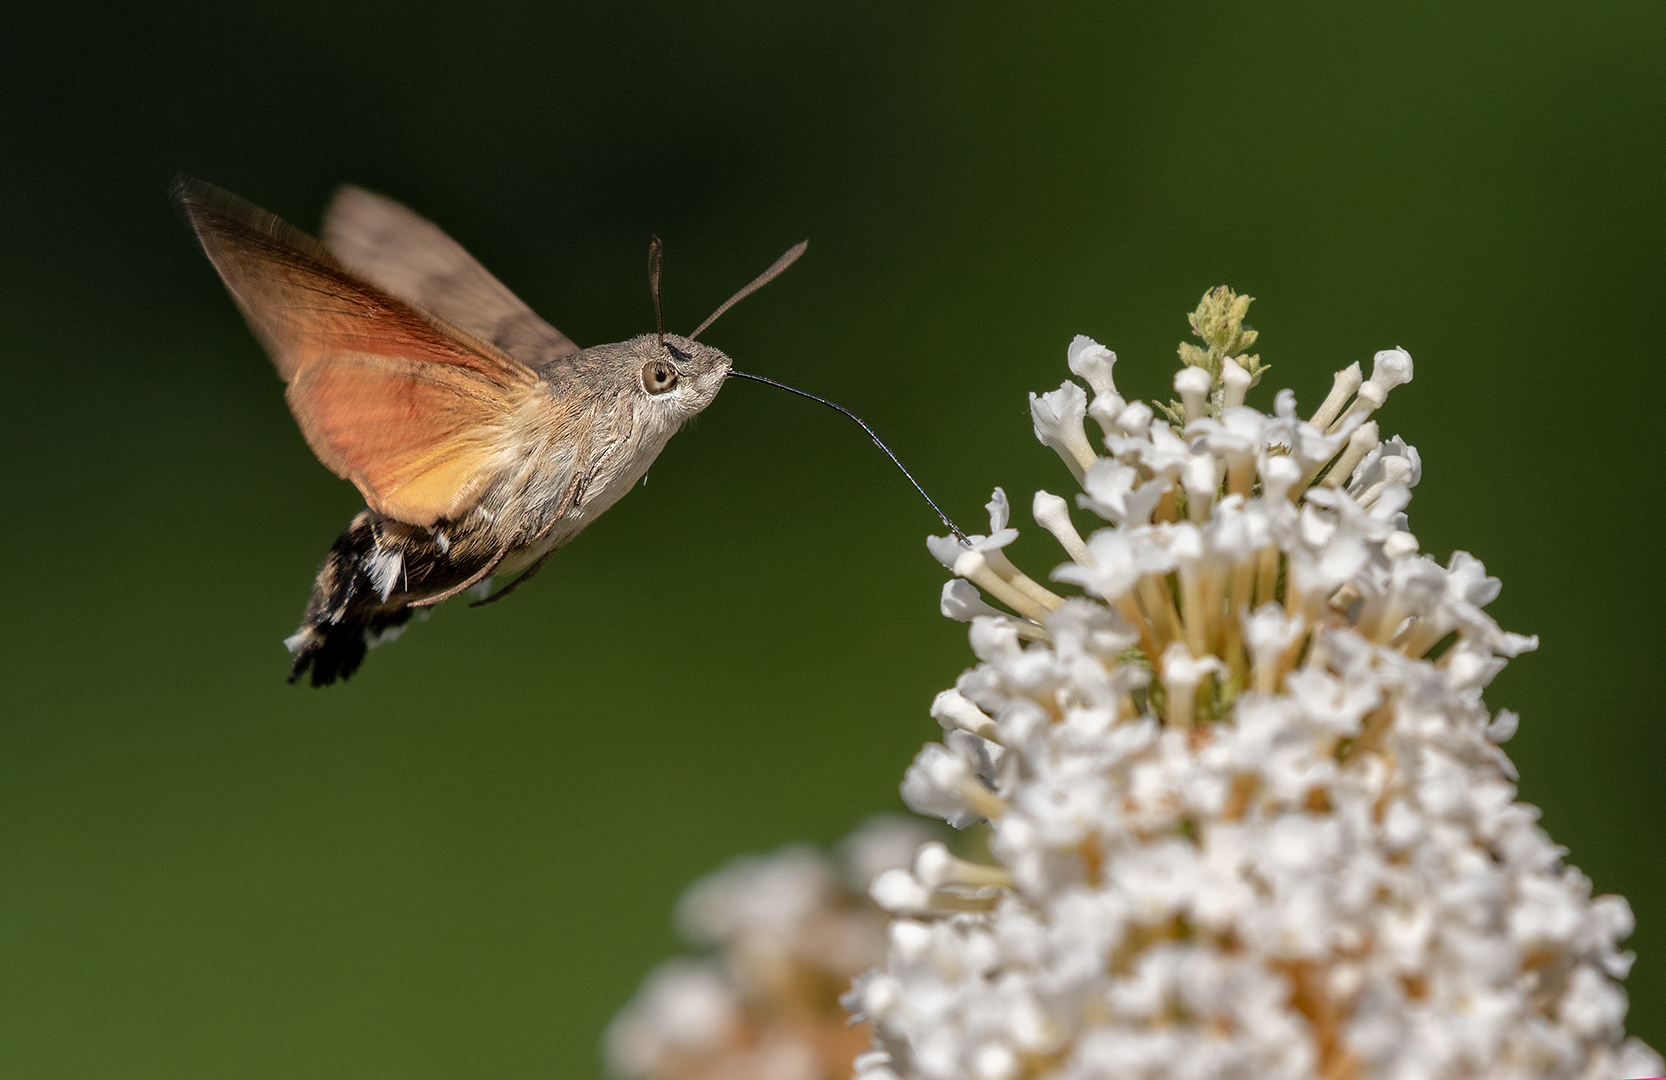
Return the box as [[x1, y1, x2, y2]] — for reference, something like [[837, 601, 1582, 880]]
[[642, 360, 679, 395]]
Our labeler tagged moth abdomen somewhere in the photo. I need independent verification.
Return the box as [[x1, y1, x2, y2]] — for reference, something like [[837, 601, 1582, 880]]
[[284, 511, 495, 687]]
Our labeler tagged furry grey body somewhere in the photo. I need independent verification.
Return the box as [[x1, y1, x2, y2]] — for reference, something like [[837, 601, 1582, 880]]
[[286, 333, 730, 685]]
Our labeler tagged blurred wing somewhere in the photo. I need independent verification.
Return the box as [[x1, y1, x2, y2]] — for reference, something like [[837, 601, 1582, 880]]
[[177, 178, 541, 527], [323, 185, 581, 369]]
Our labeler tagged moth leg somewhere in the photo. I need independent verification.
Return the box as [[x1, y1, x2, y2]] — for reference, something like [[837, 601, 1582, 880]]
[[469, 550, 555, 608], [407, 543, 511, 607], [464, 503, 569, 608]]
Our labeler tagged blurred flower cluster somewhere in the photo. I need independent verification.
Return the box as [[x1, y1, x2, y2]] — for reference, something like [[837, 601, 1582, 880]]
[[607, 817, 936, 1080], [611, 289, 1658, 1080]]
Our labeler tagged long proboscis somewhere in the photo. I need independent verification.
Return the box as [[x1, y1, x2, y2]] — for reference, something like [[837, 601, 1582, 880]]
[[727, 369, 968, 544], [690, 241, 809, 341]]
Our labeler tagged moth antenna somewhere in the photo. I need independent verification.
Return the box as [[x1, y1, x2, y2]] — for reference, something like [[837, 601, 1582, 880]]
[[690, 240, 808, 341], [727, 369, 968, 544], [648, 235, 666, 350]]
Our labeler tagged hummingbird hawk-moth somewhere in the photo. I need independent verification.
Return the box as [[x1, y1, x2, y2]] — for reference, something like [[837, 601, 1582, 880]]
[[179, 180, 964, 687], [177, 179, 824, 686]]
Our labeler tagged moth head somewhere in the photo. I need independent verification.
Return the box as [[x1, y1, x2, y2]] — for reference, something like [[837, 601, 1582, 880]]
[[626, 332, 732, 418], [612, 234, 800, 432]]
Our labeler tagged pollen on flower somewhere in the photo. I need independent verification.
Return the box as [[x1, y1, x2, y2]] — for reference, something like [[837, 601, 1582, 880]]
[[858, 288, 1660, 1080], [605, 817, 939, 1080]]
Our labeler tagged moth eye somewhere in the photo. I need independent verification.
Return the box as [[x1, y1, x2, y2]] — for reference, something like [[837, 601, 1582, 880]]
[[641, 360, 679, 395]]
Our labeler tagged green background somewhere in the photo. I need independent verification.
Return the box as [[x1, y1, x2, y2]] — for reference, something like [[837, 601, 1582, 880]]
[[2, 2, 1661, 1075]]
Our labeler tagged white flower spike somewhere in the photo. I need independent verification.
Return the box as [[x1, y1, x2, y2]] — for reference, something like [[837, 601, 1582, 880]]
[[851, 287, 1658, 1080]]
